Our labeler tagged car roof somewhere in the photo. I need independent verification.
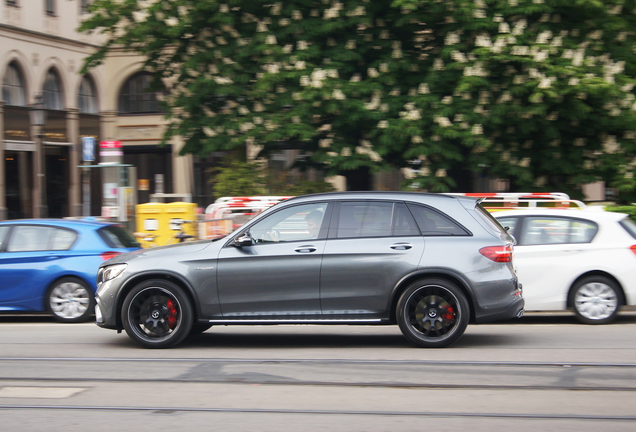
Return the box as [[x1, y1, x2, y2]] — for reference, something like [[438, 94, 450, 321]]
[[0, 218, 116, 230], [492, 208, 627, 222]]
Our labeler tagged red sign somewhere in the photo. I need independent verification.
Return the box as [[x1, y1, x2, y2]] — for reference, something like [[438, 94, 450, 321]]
[[100, 140, 122, 148]]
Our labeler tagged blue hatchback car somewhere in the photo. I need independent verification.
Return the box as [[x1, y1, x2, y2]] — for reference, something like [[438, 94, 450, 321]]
[[0, 219, 140, 322]]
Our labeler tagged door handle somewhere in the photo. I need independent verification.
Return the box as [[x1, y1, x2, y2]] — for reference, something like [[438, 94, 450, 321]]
[[294, 246, 317, 253], [390, 243, 412, 250]]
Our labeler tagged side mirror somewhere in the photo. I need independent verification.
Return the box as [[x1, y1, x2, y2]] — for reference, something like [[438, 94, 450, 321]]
[[234, 232, 254, 247]]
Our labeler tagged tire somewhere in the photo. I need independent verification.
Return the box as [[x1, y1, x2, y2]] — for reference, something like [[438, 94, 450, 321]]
[[46, 277, 94, 323], [397, 278, 469, 348], [570, 276, 621, 325], [189, 323, 213, 336], [122, 279, 193, 348]]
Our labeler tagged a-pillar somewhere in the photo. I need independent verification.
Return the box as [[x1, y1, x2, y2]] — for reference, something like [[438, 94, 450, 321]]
[[67, 108, 81, 217]]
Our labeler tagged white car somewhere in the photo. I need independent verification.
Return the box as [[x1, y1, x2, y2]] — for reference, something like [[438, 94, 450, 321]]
[[494, 208, 636, 324]]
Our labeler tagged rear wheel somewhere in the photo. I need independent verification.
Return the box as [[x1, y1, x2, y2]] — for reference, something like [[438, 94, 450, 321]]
[[397, 278, 469, 348], [122, 280, 193, 348], [46, 277, 94, 323], [570, 276, 621, 325]]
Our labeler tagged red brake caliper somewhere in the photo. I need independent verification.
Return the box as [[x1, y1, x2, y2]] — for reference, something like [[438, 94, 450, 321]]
[[441, 306, 455, 322], [166, 300, 178, 329]]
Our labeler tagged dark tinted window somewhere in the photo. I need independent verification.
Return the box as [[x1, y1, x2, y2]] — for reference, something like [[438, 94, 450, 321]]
[[407, 204, 468, 236], [7, 225, 77, 251], [98, 225, 139, 248], [337, 202, 393, 238], [392, 202, 421, 236], [519, 217, 597, 245]]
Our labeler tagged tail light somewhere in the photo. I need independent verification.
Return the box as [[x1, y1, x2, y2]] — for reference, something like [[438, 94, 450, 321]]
[[480, 244, 513, 263], [101, 251, 122, 261], [631, 245, 636, 256]]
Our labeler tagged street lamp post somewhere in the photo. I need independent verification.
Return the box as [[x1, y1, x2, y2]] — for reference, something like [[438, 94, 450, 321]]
[[30, 94, 48, 218]]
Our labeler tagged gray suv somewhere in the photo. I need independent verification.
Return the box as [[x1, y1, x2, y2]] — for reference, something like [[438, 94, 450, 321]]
[[95, 192, 524, 348]]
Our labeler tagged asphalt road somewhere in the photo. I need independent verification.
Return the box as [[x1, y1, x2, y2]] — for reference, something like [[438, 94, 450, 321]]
[[1, 312, 635, 431]]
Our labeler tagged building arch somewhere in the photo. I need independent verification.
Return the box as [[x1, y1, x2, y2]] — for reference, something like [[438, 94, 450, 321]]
[[37, 56, 70, 108], [105, 61, 146, 110], [2, 61, 28, 106], [117, 71, 165, 114], [42, 67, 65, 110], [77, 74, 99, 114], [0, 50, 34, 102]]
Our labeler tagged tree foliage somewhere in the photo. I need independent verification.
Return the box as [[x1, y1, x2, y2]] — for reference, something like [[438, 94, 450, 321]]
[[80, 0, 636, 197]]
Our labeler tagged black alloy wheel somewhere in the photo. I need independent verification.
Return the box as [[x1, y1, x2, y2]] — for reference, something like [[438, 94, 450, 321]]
[[122, 279, 193, 348], [397, 278, 469, 348]]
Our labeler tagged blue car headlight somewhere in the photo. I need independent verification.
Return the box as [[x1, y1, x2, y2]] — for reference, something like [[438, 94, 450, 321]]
[[101, 263, 127, 283]]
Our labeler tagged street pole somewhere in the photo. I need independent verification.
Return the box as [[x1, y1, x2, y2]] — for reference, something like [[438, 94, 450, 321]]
[[30, 94, 47, 218]]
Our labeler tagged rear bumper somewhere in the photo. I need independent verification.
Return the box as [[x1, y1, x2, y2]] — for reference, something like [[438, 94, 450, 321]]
[[474, 296, 525, 324]]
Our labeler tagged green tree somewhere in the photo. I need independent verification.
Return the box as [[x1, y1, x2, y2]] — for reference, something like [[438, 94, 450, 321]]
[[211, 160, 266, 197], [80, 0, 636, 197]]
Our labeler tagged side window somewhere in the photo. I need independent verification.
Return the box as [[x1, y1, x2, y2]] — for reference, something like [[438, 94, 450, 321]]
[[7, 226, 76, 252], [497, 217, 518, 237], [520, 217, 598, 246], [407, 204, 468, 236], [337, 202, 393, 238], [392, 203, 421, 236], [249, 203, 328, 243], [50, 228, 77, 250]]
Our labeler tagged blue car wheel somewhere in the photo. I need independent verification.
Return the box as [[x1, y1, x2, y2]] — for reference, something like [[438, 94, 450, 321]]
[[46, 277, 94, 323]]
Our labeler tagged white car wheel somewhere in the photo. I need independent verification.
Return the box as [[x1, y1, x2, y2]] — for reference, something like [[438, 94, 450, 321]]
[[571, 277, 621, 325]]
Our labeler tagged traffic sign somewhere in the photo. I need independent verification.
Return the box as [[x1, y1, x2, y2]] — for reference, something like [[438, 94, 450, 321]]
[[82, 137, 95, 162]]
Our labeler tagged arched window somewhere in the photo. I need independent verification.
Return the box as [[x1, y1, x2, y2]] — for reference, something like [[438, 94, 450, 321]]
[[2, 62, 27, 106], [118, 72, 163, 114], [43, 69, 64, 110], [78, 75, 98, 114]]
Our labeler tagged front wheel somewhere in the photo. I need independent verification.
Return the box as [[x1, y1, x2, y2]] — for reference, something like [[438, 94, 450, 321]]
[[397, 279, 469, 348], [570, 276, 621, 325], [122, 280, 193, 348], [46, 277, 94, 323]]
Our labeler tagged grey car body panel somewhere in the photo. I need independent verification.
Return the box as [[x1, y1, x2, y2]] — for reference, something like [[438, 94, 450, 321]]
[[217, 239, 325, 316], [320, 236, 425, 315], [95, 191, 523, 332]]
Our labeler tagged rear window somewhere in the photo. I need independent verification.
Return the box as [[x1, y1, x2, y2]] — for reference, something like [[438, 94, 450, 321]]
[[619, 217, 636, 240], [474, 204, 509, 235], [407, 204, 469, 236], [98, 225, 140, 248]]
